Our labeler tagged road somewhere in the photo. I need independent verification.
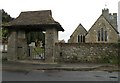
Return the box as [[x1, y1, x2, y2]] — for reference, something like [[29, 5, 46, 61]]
[[2, 70, 119, 81]]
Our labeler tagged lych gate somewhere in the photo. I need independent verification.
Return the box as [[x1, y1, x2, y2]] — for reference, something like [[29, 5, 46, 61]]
[[4, 10, 64, 62]]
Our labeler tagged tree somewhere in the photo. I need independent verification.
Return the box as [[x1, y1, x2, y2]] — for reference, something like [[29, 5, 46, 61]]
[[2, 9, 14, 23], [1, 9, 14, 42]]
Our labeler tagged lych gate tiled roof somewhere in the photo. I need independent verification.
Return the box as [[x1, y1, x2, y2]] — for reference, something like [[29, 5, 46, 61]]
[[4, 10, 64, 31]]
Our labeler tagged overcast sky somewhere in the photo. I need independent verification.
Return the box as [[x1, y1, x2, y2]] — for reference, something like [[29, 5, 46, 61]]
[[0, 0, 119, 42]]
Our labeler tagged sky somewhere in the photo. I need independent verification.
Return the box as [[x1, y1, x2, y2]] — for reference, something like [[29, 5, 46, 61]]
[[0, 0, 120, 42]]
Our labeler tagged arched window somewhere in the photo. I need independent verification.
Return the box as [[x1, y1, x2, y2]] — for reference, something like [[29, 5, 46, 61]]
[[97, 28, 107, 42], [78, 35, 85, 43], [101, 28, 104, 41], [78, 35, 80, 43], [83, 35, 85, 42], [105, 31, 107, 41], [80, 35, 82, 42], [98, 31, 100, 41]]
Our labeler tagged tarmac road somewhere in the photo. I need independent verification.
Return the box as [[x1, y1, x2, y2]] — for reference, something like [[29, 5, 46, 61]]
[[2, 70, 119, 81], [2, 61, 120, 82]]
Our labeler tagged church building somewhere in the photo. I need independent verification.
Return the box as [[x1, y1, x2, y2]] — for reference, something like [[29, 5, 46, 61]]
[[68, 8, 119, 43]]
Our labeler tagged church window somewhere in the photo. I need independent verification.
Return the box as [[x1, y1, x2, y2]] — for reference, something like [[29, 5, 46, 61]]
[[97, 28, 107, 42], [98, 31, 100, 41], [78, 35, 80, 43], [105, 31, 107, 41], [83, 36, 85, 42], [101, 28, 104, 41], [80, 35, 82, 42], [78, 35, 85, 43]]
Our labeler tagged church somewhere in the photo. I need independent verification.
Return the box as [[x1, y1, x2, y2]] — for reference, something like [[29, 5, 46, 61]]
[[68, 8, 119, 43]]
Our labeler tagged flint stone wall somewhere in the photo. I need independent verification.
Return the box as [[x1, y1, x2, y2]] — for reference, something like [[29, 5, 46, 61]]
[[55, 43, 119, 63]]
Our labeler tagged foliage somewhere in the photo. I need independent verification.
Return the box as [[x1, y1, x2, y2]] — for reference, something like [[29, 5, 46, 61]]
[[2, 9, 14, 23], [32, 47, 44, 55], [1, 9, 14, 41], [26, 31, 45, 46]]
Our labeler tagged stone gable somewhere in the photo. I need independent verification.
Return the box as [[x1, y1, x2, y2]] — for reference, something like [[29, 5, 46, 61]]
[[68, 9, 119, 43], [68, 24, 87, 43], [85, 15, 119, 43]]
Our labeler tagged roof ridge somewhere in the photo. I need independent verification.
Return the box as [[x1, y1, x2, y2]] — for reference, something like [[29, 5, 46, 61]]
[[21, 10, 52, 13]]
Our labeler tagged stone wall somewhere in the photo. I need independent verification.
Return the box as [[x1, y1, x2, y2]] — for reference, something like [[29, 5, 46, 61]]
[[55, 43, 119, 63]]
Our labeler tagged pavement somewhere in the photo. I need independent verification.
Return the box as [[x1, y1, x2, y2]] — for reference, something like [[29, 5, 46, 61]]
[[1, 60, 120, 72]]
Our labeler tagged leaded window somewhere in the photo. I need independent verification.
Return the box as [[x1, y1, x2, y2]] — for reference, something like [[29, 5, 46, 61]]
[[78, 35, 85, 43], [97, 28, 107, 42]]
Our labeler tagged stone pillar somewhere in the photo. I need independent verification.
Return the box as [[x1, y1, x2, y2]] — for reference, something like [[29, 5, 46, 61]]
[[45, 28, 58, 63], [7, 30, 18, 60], [7, 30, 28, 60], [17, 31, 28, 59]]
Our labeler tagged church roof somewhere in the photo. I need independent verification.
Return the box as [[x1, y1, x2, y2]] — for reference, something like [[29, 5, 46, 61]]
[[3, 10, 64, 31]]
